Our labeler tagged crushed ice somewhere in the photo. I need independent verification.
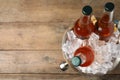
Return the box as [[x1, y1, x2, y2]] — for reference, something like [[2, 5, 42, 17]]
[[62, 29, 120, 74]]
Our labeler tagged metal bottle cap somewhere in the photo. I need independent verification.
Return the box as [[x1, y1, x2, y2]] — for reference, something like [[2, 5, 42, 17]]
[[60, 62, 69, 71], [82, 5, 92, 15], [71, 56, 82, 67], [104, 2, 115, 12]]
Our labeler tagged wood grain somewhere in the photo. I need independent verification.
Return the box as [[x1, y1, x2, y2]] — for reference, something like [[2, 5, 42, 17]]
[[0, 74, 118, 80], [0, 51, 76, 74], [0, 23, 69, 50], [0, 0, 119, 79], [0, 50, 119, 74], [0, 0, 119, 23], [0, 74, 95, 80], [0, 0, 83, 22]]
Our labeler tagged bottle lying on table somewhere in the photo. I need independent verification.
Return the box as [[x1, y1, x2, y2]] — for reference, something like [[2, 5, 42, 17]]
[[71, 46, 94, 67]]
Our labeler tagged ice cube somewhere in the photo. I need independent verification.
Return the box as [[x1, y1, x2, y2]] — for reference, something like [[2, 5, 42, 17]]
[[62, 28, 120, 74], [90, 33, 99, 40], [62, 41, 72, 54], [108, 30, 120, 43], [102, 62, 113, 69], [67, 30, 76, 41], [78, 66, 87, 73], [97, 40, 106, 46], [62, 38, 83, 54], [86, 67, 93, 73], [110, 43, 118, 54], [116, 44, 120, 58], [98, 67, 108, 74], [89, 34, 99, 48], [116, 44, 120, 51], [109, 36, 119, 44], [111, 51, 120, 58]]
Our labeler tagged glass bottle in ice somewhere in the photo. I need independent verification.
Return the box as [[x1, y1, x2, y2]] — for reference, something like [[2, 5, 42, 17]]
[[95, 2, 115, 41], [71, 46, 94, 67], [73, 5, 95, 39]]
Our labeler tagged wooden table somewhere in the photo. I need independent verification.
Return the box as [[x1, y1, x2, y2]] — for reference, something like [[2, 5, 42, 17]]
[[0, 0, 119, 80]]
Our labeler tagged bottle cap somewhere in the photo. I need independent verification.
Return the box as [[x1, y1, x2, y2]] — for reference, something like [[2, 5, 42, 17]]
[[71, 56, 82, 67], [104, 2, 115, 12], [60, 62, 69, 71], [82, 5, 92, 15]]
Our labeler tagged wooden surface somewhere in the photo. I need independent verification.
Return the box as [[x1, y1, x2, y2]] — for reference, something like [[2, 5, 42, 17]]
[[0, 0, 119, 80]]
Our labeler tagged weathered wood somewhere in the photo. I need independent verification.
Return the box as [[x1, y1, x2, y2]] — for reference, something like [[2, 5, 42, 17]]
[[0, 51, 76, 74], [0, 0, 119, 23], [0, 23, 69, 50], [0, 74, 119, 80], [0, 51, 119, 74], [0, 74, 97, 80], [0, 0, 83, 22], [0, 0, 119, 78]]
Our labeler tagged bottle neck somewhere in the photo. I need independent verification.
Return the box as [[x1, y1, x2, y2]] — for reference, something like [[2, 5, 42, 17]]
[[100, 10, 114, 23], [79, 15, 91, 24], [109, 10, 114, 22]]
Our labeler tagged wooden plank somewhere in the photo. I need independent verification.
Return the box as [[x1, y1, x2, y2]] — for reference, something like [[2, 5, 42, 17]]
[[0, 51, 76, 74], [0, 74, 119, 80], [0, 0, 83, 22], [0, 51, 119, 74], [0, 0, 119, 23], [0, 74, 95, 80], [0, 23, 69, 50]]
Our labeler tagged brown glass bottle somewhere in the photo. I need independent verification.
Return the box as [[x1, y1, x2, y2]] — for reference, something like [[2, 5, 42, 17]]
[[95, 2, 115, 41], [73, 5, 94, 39], [71, 46, 94, 67]]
